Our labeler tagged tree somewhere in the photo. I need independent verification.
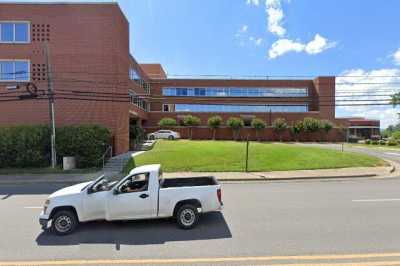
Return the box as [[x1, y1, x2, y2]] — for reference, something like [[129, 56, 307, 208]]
[[290, 120, 303, 141], [272, 118, 288, 141], [251, 118, 266, 141], [158, 117, 177, 128], [303, 117, 321, 141], [226, 117, 244, 141], [320, 120, 333, 142], [207, 115, 223, 140], [182, 115, 201, 140], [391, 92, 400, 107]]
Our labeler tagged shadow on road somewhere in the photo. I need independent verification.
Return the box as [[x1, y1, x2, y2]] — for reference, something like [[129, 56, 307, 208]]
[[36, 212, 231, 247], [0, 183, 81, 197]]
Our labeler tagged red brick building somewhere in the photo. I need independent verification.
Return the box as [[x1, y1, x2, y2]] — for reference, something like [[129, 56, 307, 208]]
[[0, 2, 379, 155]]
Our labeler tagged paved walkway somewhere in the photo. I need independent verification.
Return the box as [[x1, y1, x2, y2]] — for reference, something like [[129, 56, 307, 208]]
[[163, 165, 394, 181]]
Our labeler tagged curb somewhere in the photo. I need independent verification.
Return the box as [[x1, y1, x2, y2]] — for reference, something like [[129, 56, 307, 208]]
[[217, 174, 379, 182]]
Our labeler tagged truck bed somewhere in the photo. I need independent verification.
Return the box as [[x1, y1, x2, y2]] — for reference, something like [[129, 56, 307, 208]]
[[160, 176, 217, 188]]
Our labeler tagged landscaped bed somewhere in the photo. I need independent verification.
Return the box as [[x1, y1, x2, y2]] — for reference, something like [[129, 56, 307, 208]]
[[133, 140, 385, 172]]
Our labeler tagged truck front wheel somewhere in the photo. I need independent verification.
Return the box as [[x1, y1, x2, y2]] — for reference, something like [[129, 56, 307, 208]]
[[51, 210, 78, 235], [176, 204, 199, 229]]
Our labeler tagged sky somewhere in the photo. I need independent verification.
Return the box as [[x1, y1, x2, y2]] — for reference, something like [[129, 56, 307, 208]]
[[5, 0, 400, 128]]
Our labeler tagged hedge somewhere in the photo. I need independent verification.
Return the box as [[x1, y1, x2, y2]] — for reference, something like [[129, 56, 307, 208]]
[[0, 125, 50, 168], [0, 124, 111, 168], [56, 125, 111, 168]]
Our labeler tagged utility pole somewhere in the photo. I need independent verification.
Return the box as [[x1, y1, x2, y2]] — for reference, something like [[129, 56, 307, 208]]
[[45, 42, 57, 168]]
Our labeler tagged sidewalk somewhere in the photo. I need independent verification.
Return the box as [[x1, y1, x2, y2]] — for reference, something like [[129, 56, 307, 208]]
[[164, 164, 396, 182], [0, 163, 396, 184]]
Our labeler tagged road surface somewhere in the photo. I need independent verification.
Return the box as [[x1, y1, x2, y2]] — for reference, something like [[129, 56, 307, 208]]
[[0, 177, 400, 265]]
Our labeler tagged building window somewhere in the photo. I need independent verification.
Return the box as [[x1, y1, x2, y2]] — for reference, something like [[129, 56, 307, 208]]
[[0, 22, 30, 43], [163, 104, 175, 112], [162, 87, 308, 98], [173, 104, 308, 113], [129, 67, 142, 81], [0, 60, 30, 81]]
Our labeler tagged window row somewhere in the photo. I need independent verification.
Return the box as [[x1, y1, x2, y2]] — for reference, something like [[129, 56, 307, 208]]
[[0, 22, 30, 43], [163, 104, 308, 113], [0, 60, 30, 81], [162, 87, 308, 98]]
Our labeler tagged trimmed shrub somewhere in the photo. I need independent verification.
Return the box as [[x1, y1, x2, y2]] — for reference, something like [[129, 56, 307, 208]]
[[303, 117, 321, 134], [371, 140, 379, 145], [365, 139, 371, 144], [387, 138, 397, 146], [56, 125, 111, 168], [272, 118, 288, 141], [226, 117, 244, 140], [379, 140, 386, 145], [0, 125, 50, 168], [207, 115, 223, 140], [182, 115, 201, 140], [291, 121, 304, 141], [158, 117, 177, 128], [251, 118, 266, 141]]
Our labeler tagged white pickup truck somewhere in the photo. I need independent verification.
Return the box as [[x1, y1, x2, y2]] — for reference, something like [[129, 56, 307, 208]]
[[39, 164, 223, 235]]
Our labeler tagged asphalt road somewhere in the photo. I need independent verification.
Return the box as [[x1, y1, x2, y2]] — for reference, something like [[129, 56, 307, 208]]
[[1, 177, 400, 265]]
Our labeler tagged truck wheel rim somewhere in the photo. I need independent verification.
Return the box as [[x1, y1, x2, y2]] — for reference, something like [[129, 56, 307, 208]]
[[180, 209, 195, 226], [55, 215, 72, 233]]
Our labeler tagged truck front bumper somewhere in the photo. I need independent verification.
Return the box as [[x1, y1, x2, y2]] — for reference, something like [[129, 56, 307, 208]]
[[39, 211, 50, 230]]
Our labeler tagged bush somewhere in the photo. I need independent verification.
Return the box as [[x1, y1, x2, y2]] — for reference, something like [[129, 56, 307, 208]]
[[379, 140, 386, 145], [182, 115, 201, 139], [129, 124, 145, 149], [0, 125, 50, 168], [207, 116, 223, 140], [290, 121, 304, 141], [387, 138, 397, 146], [365, 139, 371, 144], [158, 117, 177, 128], [226, 117, 244, 140], [56, 125, 111, 168], [303, 117, 321, 133], [371, 140, 379, 145], [272, 118, 288, 141], [251, 118, 266, 141]]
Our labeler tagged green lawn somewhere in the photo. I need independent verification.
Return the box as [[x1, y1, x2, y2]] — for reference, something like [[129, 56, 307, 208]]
[[134, 140, 385, 172]]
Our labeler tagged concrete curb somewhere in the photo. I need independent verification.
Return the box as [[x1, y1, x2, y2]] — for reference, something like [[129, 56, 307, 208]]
[[217, 174, 379, 182]]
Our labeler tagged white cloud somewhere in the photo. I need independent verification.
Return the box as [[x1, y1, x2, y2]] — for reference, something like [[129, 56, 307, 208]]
[[250, 36, 263, 46], [268, 38, 305, 58], [305, 34, 336, 54], [266, 0, 286, 37], [393, 48, 400, 65], [240, 25, 248, 33], [336, 68, 400, 128], [246, 0, 260, 6], [268, 34, 335, 59]]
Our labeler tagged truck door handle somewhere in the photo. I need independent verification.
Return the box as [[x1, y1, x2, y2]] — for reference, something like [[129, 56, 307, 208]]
[[139, 193, 149, 199]]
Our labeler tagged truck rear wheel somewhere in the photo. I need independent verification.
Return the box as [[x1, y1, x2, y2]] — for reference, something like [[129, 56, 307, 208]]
[[51, 210, 78, 235], [176, 204, 199, 229]]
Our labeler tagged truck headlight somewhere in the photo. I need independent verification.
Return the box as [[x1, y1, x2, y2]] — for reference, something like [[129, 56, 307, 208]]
[[43, 199, 50, 214]]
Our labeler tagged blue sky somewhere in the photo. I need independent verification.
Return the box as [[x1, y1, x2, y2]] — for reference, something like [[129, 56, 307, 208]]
[[5, 0, 400, 128]]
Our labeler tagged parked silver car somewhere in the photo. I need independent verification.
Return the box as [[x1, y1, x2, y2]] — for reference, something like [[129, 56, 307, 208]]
[[147, 130, 181, 140]]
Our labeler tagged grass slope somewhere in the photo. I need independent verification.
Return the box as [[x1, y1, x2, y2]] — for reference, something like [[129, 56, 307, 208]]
[[134, 140, 384, 172]]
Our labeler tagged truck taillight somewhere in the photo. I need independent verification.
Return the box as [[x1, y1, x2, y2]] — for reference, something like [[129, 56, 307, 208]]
[[217, 188, 222, 204]]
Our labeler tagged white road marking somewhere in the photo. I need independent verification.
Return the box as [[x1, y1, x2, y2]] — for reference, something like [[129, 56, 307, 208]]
[[23, 206, 43, 209], [352, 198, 400, 202]]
